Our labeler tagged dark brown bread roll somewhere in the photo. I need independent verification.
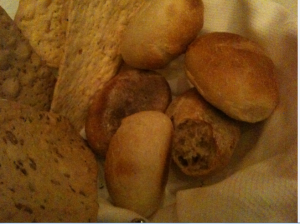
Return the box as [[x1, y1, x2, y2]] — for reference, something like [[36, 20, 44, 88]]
[[85, 66, 172, 157]]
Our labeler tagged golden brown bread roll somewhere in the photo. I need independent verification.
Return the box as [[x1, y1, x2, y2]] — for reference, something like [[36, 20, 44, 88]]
[[85, 66, 171, 157], [166, 88, 240, 176], [120, 0, 204, 69], [185, 32, 279, 123], [105, 111, 173, 217]]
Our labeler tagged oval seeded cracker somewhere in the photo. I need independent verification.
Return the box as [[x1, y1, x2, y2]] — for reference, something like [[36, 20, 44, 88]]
[[0, 99, 98, 222], [0, 6, 56, 111]]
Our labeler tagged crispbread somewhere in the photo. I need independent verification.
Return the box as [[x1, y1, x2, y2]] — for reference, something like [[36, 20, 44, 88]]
[[51, 0, 147, 131], [0, 6, 56, 111], [0, 99, 98, 222], [14, 0, 69, 67]]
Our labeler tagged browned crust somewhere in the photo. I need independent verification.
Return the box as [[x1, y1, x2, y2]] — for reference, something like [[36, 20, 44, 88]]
[[86, 66, 172, 157], [185, 32, 279, 123]]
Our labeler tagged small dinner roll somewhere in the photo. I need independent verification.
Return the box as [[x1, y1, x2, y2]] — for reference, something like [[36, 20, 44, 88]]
[[166, 88, 240, 176], [105, 111, 173, 217], [185, 32, 279, 123], [121, 0, 204, 69]]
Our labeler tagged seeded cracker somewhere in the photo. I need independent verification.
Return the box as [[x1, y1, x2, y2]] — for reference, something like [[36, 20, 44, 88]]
[[51, 0, 147, 131], [0, 99, 98, 222], [15, 0, 70, 68], [0, 6, 56, 111]]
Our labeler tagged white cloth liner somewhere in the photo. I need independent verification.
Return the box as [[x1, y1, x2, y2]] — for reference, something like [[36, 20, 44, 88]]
[[1, 0, 297, 222]]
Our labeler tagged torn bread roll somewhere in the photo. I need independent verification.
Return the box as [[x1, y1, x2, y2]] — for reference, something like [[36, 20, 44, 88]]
[[120, 0, 204, 69], [185, 32, 279, 123], [105, 111, 173, 217], [166, 88, 240, 176]]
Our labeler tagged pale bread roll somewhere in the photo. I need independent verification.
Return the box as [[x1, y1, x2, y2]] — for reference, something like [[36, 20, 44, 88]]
[[166, 88, 240, 176], [185, 32, 279, 123], [105, 111, 173, 217], [120, 0, 204, 69]]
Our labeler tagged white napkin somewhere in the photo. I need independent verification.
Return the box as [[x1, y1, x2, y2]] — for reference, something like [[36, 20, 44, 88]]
[[0, 0, 19, 18]]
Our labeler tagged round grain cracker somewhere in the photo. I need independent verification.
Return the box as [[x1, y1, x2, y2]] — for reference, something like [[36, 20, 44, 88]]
[[0, 99, 98, 222]]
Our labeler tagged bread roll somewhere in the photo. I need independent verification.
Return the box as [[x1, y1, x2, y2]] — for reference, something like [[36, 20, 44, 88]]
[[166, 88, 240, 176], [120, 0, 204, 70], [85, 66, 171, 157], [105, 111, 173, 217], [185, 32, 279, 123]]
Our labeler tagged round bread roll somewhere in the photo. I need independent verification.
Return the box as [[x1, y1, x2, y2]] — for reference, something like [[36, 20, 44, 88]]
[[105, 111, 173, 217], [120, 0, 204, 69], [85, 66, 171, 157], [185, 32, 279, 123], [166, 88, 240, 176]]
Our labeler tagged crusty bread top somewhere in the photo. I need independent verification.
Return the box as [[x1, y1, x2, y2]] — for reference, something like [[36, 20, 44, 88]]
[[185, 32, 279, 123], [0, 100, 98, 222]]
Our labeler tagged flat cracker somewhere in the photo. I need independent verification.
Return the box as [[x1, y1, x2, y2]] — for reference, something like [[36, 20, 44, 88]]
[[14, 0, 69, 68], [0, 6, 56, 111], [51, 0, 147, 131], [0, 99, 98, 222]]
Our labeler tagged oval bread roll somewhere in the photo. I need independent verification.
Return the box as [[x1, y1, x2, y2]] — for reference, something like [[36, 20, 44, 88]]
[[166, 88, 240, 176], [185, 32, 279, 123], [105, 111, 173, 217], [85, 66, 171, 157], [120, 0, 204, 69]]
